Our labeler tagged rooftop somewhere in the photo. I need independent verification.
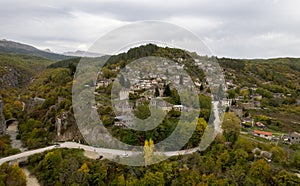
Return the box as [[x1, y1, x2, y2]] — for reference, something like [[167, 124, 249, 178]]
[[254, 130, 272, 136]]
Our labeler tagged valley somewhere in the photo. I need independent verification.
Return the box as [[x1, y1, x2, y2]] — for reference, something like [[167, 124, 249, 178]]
[[0, 42, 300, 185]]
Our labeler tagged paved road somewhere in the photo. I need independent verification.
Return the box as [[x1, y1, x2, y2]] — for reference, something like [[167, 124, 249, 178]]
[[0, 101, 222, 165], [0, 142, 201, 166], [0, 146, 56, 165]]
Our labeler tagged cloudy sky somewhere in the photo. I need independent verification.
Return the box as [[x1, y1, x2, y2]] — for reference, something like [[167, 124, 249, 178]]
[[1, 0, 300, 58]]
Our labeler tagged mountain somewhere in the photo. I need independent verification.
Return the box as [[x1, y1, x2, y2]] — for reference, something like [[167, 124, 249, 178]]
[[43, 48, 52, 53], [0, 39, 71, 61], [63, 50, 103, 57]]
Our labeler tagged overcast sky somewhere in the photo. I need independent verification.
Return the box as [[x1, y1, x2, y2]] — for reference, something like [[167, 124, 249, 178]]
[[1, 0, 300, 58]]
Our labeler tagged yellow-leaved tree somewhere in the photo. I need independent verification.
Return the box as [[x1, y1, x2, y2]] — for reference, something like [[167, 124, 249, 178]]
[[144, 138, 154, 166]]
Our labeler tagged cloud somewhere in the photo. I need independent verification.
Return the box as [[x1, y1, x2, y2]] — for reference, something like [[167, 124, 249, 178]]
[[0, 0, 300, 58]]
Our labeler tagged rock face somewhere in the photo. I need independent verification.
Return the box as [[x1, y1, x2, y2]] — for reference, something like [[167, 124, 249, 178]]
[[0, 100, 5, 135], [55, 111, 83, 142], [0, 67, 22, 89], [26, 97, 46, 113]]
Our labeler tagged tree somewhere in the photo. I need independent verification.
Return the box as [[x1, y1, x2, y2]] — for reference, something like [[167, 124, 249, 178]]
[[189, 118, 207, 147], [140, 171, 164, 186], [78, 163, 90, 174], [270, 146, 287, 164], [200, 84, 204, 91], [222, 112, 241, 143], [135, 104, 151, 120], [216, 150, 230, 170], [292, 150, 300, 169], [102, 67, 116, 79], [275, 170, 300, 186], [163, 84, 171, 97], [2, 163, 27, 186], [227, 89, 236, 99], [68, 63, 77, 75], [39, 151, 63, 185], [225, 164, 246, 185], [144, 139, 154, 166], [154, 86, 160, 97], [249, 159, 272, 184]]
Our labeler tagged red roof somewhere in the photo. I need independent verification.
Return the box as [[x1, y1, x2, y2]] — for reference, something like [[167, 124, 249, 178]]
[[254, 130, 272, 136]]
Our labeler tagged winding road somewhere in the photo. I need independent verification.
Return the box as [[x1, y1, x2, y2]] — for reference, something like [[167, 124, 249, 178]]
[[0, 142, 201, 165], [0, 101, 222, 166]]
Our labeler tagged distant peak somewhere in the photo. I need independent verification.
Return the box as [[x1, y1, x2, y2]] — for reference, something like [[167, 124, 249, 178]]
[[43, 48, 52, 53]]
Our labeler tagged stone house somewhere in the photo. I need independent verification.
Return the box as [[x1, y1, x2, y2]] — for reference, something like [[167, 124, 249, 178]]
[[230, 106, 243, 118]]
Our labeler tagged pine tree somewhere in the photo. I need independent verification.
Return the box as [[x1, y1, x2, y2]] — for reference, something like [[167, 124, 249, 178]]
[[164, 84, 171, 97], [200, 84, 204, 91], [155, 86, 160, 97]]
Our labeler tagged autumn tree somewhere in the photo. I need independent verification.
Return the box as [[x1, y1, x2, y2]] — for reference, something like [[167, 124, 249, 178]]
[[248, 159, 272, 184], [140, 171, 164, 186], [78, 162, 90, 174], [292, 150, 300, 169], [144, 138, 154, 166], [189, 118, 207, 147], [0, 163, 26, 186], [275, 170, 300, 186]]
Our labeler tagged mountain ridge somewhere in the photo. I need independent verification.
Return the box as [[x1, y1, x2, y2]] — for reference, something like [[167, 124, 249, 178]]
[[0, 39, 71, 61]]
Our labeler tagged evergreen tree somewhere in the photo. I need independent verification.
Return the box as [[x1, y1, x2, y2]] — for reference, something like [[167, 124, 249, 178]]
[[154, 86, 160, 97], [164, 84, 171, 97], [200, 83, 204, 91]]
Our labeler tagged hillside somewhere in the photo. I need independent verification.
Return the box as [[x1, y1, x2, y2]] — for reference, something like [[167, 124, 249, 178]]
[[3, 44, 300, 145], [0, 53, 53, 89], [0, 39, 71, 61], [1, 44, 300, 185], [0, 52, 55, 122], [16, 44, 299, 150], [218, 57, 300, 132]]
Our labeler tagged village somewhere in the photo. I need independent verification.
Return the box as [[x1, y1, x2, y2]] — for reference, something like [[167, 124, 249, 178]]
[[95, 58, 198, 128], [93, 57, 300, 156]]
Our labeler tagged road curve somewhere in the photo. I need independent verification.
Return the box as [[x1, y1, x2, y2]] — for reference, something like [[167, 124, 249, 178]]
[[0, 101, 222, 165], [0, 142, 200, 165]]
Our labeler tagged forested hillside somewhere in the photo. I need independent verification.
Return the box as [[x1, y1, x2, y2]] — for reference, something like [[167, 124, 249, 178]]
[[1, 44, 300, 185]]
